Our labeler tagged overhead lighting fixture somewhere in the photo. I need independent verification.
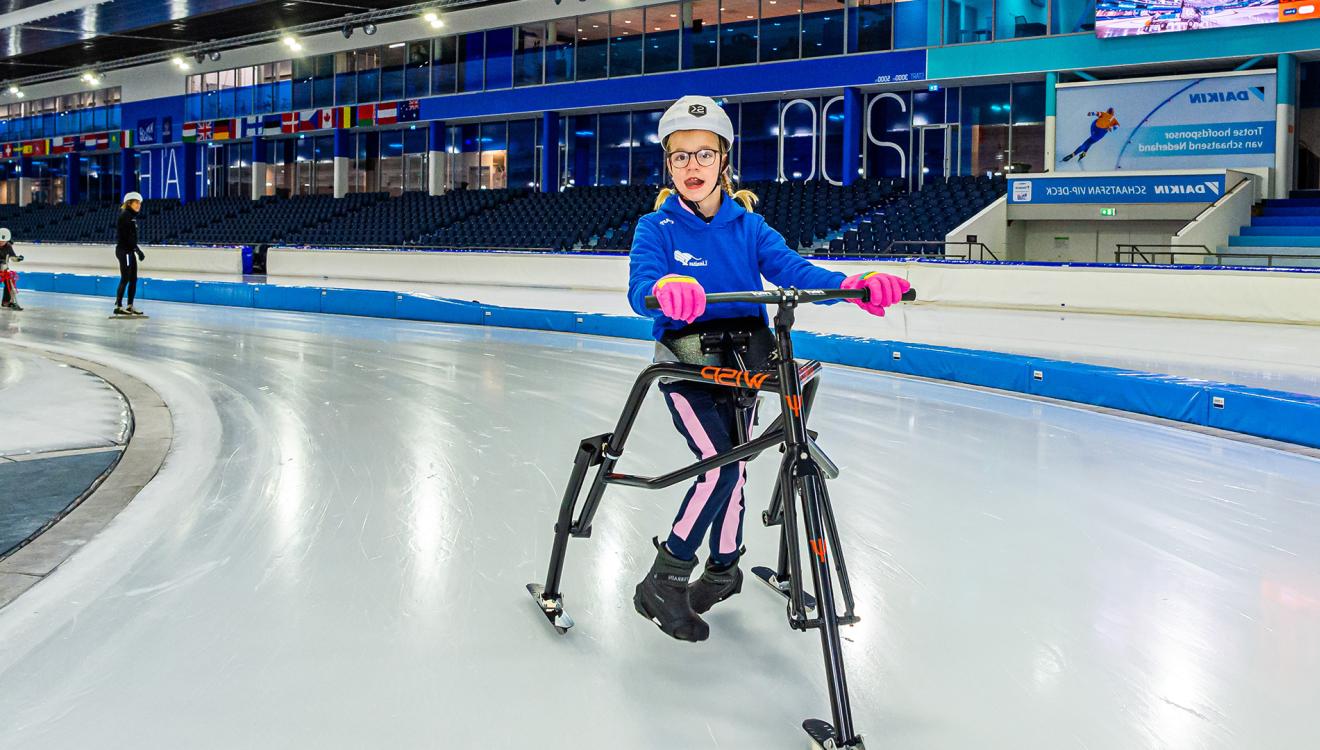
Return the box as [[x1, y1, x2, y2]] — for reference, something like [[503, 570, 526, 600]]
[[388, 42, 406, 48], [194, 52, 206, 64], [342, 24, 354, 38], [81, 71, 101, 85], [363, 22, 377, 34], [172, 56, 191, 70], [423, 11, 443, 28], [209, 50, 221, 61], [282, 35, 303, 51], [7, 85, 19, 95]]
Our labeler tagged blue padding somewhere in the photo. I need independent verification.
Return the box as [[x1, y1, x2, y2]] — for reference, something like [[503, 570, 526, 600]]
[[21, 271, 54, 292], [892, 342, 1033, 392], [795, 333, 894, 372], [53, 274, 99, 296], [483, 306, 577, 332], [395, 294, 486, 326], [194, 281, 254, 308], [1028, 362, 1209, 423], [573, 313, 652, 340], [241, 246, 254, 275], [95, 276, 121, 298], [253, 284, 322, 313], [1205, 386, 1320, 449], [320, 287, 397, 318], [140, 278, 196, 303]]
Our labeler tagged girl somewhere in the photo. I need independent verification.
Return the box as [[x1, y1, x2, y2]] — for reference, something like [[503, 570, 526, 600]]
[[1, 228, 23, 311], [114, 191, 146, 316], [628, 96, 909, 643]]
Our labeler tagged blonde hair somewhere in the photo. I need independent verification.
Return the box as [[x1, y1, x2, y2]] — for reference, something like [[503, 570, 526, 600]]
[[654, 137, 759, 212]]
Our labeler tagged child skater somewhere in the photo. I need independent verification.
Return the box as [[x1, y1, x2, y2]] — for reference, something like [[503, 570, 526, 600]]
[[0, 228, 23, 311], [628, 95, 910, 642]]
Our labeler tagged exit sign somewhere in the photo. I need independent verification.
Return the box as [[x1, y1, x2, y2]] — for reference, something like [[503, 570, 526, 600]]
[[1100, 208, 1117, 217]]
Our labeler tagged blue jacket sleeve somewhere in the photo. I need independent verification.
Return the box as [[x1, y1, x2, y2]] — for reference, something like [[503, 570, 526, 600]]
[[628, 215, 669, 318], [754, 217, 846, 294]]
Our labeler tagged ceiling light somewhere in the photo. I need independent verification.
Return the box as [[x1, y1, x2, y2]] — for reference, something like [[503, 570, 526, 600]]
[[282, 35, 303, 51], [209, 51, 221, 61], [342, 25, 354, 38], [388, 42, 405, 48], [172, 56, 190, 69], [363, 22, 377, 34], [7, 85, 19, 95]]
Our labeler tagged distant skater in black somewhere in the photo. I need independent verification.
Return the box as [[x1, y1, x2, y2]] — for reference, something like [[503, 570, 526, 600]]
[[115, 191, 145, 316]]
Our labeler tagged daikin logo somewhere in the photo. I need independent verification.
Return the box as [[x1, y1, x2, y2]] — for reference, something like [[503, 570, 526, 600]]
[[1153, 181, 1221, 196], [1188, 87, 1266, 104], [674, 250, 708, 267]]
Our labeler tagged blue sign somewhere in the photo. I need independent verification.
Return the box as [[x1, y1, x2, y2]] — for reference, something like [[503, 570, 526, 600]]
[[1055, 72, 1275, 172], [1008, 174, 1228, 204], [136, 118, 157, 146]]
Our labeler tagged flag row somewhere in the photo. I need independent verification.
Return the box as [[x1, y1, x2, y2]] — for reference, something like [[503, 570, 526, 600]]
[[184, 100, 422, 142]]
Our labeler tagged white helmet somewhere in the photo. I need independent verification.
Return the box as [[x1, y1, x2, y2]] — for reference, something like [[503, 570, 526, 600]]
[[0, 228, 9, 243], [123, 191, 143, 203], [659, 96, 734, 150]]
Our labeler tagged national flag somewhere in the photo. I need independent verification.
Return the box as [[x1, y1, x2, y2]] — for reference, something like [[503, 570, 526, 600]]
[[281, 112, 298, 134], [50, 136, 77, 154], [113, 131, 126, 149], [196, 121, 214, 141], [241, 115, 265, 138], [262, 114, 282, 132], [213, 119, 234, 141], [21, 139, 48, 156], [355, 104, 375, 128], [376, 101, 398, 125], [296, 109, 322, 132], [0, 144, 12, 159], [80, 132, 110, 151], [334, 106, 355, 129], [397, 99, 421, 123], [317, 109, 333, 130], [182, 121, 198, 142]]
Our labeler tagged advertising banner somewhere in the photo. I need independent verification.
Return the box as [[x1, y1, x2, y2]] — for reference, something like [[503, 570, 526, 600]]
[[1008, 173, 1227, 204], [1054, 72, 1275, 172], [1096, 0, 1280, 38]]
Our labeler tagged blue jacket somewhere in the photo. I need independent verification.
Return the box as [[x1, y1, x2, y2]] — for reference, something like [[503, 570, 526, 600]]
[[628, 193, 845, 339]]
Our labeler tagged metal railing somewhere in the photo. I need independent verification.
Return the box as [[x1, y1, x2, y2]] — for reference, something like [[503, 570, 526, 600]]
[[881, 240, 999, 261], [1115, 244, 1320, 268]]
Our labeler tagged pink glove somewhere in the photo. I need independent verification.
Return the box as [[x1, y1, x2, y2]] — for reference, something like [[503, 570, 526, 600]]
[[652, 274, 706, 324], [841, 272, 910, 317]]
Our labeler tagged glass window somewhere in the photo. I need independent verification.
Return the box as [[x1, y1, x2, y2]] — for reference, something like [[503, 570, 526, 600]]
[[292, 58, 313, 110], [739, 100, 778, 181], [508, 119, 536, 188], [405, 42, 431, 97], [311, 54, 335, 108], [720, 0, 759, 66], [631, 110, 664, 185], [802, 0, 843, 57], [568, 114, 597, 186], [381, 43, 407, 101], [577, 14, 610, 80], [959, 84, 1010, 176], [314, 134, 334, 195], [485, 28, 514, 89], [275, 61, 294, 112], [611, 9, 645, 77], [1052, 0, 1095, 32], [682, 0, 718, 69], [381, 130, 404, 195], [760, 0, 800, 62], [334, 52, 356, 106], [894, 0, 940, 47], [646, 4, 681, 73], [458, 32, 485, 92], [848, 0, 893, 52], [998, 0, 1047, 38], [358, 47, 382, 103], [946, 0, 994, 43], [432, 37, 458, 94], [598, 112, 630, 184], [404, 129, 428, 192], [516, 24, 546, 87], [546, 19, 576, 83], [480, 122, 508, 189]]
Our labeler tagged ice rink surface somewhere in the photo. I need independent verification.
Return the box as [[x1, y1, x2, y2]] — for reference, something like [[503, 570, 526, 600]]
[[1, 293, 1318, 749], [0, 346, 128, 456]]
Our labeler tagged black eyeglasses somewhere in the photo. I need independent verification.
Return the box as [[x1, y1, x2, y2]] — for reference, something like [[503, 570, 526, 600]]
[[667, 148, 720, 169]]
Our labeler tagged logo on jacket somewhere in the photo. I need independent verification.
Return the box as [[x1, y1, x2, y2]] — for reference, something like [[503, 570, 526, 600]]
[[659, 218, 674, 226], [674, 250, 707, 267], [689, 104, 707, 117]]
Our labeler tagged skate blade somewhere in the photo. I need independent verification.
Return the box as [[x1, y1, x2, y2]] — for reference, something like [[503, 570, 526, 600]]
[[804, 719, 864, 749], [751, 566, 817, 610], [109, 315, 150, 319], [526, 583, 574, 634]]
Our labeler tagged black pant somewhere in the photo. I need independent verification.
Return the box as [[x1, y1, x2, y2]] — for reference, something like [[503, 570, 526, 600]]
[[115, 250, 138, 306]]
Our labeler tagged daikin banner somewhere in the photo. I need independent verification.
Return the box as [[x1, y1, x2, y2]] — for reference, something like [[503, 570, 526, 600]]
[[1008, 174, 1227, 204], [1054, 72, 1275, 172]]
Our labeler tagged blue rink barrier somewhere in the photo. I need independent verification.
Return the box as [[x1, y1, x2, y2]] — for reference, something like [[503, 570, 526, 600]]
[[23, 271, 1320, 451]]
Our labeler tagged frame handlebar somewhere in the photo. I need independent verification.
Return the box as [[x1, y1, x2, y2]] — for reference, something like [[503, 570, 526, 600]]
[[644, 286, 918, 310]]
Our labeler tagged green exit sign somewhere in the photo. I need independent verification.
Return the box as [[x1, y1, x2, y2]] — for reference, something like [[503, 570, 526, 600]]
[[1100, 208, 1117, 217]]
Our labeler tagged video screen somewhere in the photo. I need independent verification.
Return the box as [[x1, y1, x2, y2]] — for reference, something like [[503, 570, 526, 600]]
[[1096, 0, 1278, 37]]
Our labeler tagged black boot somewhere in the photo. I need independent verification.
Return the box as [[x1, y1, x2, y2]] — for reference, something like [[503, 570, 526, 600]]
[[689, 556, 744, 615], [634, 538, 709, 642]]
